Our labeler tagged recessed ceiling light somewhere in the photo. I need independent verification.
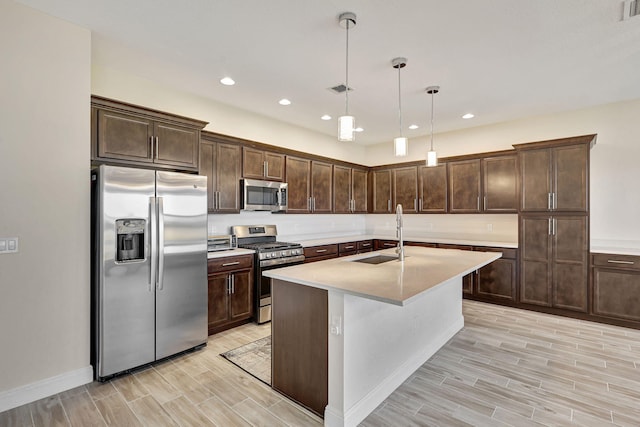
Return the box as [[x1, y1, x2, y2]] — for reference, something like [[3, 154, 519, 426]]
[[321, 115, 332, 121], [279, 99, 291, 106], [462, 113, 475, 119], [408, 124, 419, 130], [354, 127, 364, 132], [220, 77, 235, 86]]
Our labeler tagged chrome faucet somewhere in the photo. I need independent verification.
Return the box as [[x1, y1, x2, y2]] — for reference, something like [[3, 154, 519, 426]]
[[396, 204, 404, 261]]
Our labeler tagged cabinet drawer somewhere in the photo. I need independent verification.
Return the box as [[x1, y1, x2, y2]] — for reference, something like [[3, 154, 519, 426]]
[[357, 240, 373, 251], [377, 240, 398, 250], [474, 246, 517, 260], [339, 242, 357, 253], [304, 244, 338, 258], [208, 254, 253, 274], [592, 253, 640, 271]]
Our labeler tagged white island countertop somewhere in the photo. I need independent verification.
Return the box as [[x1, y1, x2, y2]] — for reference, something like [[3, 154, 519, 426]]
[[264, 246, 501, 306], [293, 234, 517, 249]]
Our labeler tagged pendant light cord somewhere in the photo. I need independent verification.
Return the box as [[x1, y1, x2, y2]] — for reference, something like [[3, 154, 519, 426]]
[[398, 65, 403, 137], [429, 91, 434, 151], [345, 20, 350, 116]]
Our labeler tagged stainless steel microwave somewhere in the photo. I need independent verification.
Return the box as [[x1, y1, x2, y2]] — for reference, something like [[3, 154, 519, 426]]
[[241, 179, 288, 212]]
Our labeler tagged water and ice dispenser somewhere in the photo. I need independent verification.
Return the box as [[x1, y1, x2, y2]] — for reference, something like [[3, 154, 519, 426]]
[[115, 219, 145, 262]]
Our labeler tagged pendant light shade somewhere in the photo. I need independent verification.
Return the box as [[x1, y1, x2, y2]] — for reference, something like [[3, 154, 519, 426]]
[[426, 86, 440, 167], [392, 57, 408, 157], [338, 12, 356, 142]]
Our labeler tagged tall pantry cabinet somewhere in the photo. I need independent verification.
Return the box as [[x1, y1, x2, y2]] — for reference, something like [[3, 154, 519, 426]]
[[515, 135, 596, 313]]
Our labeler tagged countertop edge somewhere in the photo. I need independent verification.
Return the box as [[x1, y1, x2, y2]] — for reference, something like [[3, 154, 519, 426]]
[[292, 234, 517, 249]]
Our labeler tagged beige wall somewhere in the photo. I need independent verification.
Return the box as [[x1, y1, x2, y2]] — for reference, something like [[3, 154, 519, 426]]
[[366, 99, 640, 246], [0, 0, 91, 394], [91, 66, 367, 164]]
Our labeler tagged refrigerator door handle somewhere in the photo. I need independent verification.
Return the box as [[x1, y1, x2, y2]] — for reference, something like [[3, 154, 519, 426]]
[[157, 197, 165, 291], [149, 197, 157, 292]]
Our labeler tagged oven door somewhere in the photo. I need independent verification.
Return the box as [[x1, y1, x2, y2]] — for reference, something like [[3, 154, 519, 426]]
[[256, 256, 304, 323]]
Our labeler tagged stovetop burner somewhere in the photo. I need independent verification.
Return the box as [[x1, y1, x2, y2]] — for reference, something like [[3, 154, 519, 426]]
[[239, 241, 301, 251]]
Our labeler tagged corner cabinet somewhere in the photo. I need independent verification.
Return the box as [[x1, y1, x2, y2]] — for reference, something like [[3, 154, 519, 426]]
[[199, 133, 241, 213], [91, 96, 207, 172], [207, 254, 254, 335]]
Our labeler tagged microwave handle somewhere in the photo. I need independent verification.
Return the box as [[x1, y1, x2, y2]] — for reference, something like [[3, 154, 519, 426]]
[[276, 188, 283, 206]]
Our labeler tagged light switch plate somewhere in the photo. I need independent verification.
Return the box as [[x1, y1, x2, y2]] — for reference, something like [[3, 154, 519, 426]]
[[0, 237, 18, 254]]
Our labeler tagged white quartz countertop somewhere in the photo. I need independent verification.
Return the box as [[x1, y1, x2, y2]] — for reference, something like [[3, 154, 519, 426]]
[[264, 246, 501, 306], [207, 248, 255, 259], [293, 234, 517, 249]]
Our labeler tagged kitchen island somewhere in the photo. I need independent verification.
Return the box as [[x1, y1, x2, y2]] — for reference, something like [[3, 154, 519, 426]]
[[264, 246, 501, 427]]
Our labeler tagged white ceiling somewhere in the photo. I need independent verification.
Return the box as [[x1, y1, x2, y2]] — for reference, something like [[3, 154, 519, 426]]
[[17, 0, 640, 145]]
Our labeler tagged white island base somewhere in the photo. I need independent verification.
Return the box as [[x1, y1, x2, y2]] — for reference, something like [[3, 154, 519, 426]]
[[266, 247, 501, 427], [324, 276, 463, 427]]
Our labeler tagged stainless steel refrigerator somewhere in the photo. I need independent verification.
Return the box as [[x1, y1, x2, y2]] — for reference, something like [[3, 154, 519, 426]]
[[91, 165, 208, 380]]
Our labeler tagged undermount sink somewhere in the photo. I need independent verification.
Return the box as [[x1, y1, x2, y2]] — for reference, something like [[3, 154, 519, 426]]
[[351, 255, 399, 265]]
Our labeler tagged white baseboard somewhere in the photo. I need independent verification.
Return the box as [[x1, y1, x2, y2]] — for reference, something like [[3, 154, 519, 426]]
[[0, 366, 93, 413]]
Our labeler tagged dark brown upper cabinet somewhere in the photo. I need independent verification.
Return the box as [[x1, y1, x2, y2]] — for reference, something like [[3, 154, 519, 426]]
[[91, 96, 207, 172], [334, 166, 368, 213], [516, 135, 594, 213], [199, 135, 241, 213], [371, 169, 393, 213], [311, 161, 333, 213], [242, 147, 285, 182], [285, 157, 332, 213], [393, 166, 419, 213], [448, 159, 482, 213], [418, 164, 447, 213], [482, 155, 518, 212]]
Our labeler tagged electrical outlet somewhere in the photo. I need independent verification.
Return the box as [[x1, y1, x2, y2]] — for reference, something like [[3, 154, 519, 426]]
[[0, 237, 18, 254], [330, 315, 343, 336]]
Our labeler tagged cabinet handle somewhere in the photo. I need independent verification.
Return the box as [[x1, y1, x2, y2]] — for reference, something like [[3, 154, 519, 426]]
[[383, 242, 395, 247], [414, 198, 418, 211], [607, 260, 635, 265], [264, 161, 268, 177], [419, 198, 423, 211], [477, 196, 480, 211], [344, 245, 354, 249], [483, 196, 487, 211], [313, 197, 316, 211], [388, 200, 391, 212], [227, 276, 231, 294], [548, 193, 552, 210], [548, 218, 552, 235], [361, 243, 371, 247], [315, 249, 328, 253], [222, 261, 240, 267], [155, 136, 159, 159], [231, 275, 235, 294], [307, 197, 311, 211], [149, 136, 154, 159], [552, 192, 556, 210]]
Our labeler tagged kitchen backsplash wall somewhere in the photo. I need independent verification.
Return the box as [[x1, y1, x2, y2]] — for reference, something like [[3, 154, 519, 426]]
[[366, 214, 518, 244], [208, 212, 367, 240], [208, 212, 517, 244]]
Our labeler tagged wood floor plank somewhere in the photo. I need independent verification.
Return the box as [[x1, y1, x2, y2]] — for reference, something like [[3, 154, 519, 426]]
[[94, 393, 141, 426], [0, 403, 33, 427], [160, 368, 214, 405], [132, 368, 180, 405], [232, 398, 288, 427], [198, 396, 251, 427], [110, 374, 149, 402], [30, 396, 69, 427], [60, 391, 106, 426], [128, 395, 177, 427], [162, 396, 215, 427], [267, 399, 323, 426]]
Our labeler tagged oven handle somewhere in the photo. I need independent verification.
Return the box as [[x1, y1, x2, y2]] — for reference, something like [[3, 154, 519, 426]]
[[260, 254, 306, 268]]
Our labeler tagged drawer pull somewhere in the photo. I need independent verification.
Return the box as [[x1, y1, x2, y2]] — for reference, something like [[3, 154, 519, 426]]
[[222, 261, 240, 267], [344, 245, 354, 249], [315, 249, 328, 253], [361, 243, 371, 247], [383, 243, 395, 247], [607, 260, 635, 265]]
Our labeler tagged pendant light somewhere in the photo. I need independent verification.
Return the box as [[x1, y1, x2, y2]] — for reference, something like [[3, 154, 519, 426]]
[[338, 12, 356, 142], [426, 86, 440, 167], [392, 57, 408, 157]]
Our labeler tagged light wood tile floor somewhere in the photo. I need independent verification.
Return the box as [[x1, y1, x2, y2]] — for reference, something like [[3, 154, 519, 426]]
[[2, 300, 640, 426]]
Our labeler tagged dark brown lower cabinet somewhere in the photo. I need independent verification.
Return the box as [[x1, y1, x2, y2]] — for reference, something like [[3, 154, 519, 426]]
[[272, 279, 328, 417], [591, 253, 640, 325], [303, 244, 339, 263], [474, 247, 517, 302], [520, 215, 588, 312], [207, 255, 254, 335]]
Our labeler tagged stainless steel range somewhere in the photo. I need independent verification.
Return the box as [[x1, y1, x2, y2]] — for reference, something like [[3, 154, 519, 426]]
[[231, 224, 304, 323]]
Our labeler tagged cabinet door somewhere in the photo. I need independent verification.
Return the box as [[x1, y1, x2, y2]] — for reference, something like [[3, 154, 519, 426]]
[[286, 157, 311, 212], [593, 268, 640, 322], [552, 215, 588, 312], [372, 170, 393, 213], [352, 169, 368, 213], [208, 273, 230, 333], [394, 166, 418, 213], [215, 143, 241, 212], [265, 152, 285, 181], [419, 164, 447, 213], [311, 161, 333, 213], [520, 216, 552, 307], [477, 258, 517, 302], [448, 159, 481, 213], [242, 147, 266, 179], [333, 165, 352, 213], [199, 141, 215, 212], [97, 109, 154, 163], [483, 156, 517, 212], [554, 144, 588, 212], [520, 149, 552, 211], [154, 122, 199, 169], [229, 270, 253, 321]]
